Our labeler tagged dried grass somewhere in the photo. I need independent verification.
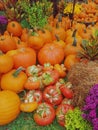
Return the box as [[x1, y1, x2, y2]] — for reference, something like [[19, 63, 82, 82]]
[[67, 61, 98, 108]]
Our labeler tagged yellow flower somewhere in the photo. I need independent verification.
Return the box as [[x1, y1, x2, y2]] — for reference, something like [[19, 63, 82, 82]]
[[64, 3, 82, 14]]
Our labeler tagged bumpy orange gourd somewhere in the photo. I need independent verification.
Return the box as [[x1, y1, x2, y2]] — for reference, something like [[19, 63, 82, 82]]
[[0, 90, 20, 125]]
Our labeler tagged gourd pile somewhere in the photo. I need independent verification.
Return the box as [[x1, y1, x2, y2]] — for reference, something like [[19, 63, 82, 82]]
[[0, 0, 98, 130]]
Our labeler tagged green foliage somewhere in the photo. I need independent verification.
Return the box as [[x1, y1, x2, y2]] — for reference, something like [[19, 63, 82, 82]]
[[79, 29, 98, 60], [65, 108, 92, 130], [19, 0, 53, 29]]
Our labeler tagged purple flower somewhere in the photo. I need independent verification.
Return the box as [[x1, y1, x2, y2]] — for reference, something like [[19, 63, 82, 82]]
[[85, 96, 92, 103], [89, 110, 96, 118], [0, 16, 8, 24], [95, 99, 98, 104], [82, 84, 98, 130], [92, 118, 98, 125]]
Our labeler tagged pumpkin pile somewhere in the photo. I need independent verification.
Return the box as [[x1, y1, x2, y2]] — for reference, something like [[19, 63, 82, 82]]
[[0, 0, 98, 129]]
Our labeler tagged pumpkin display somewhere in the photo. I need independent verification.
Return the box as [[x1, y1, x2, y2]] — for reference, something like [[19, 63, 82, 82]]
[[0, 67, 27, 93], [0, 90, 20, 125], [38, 43, 65, 65], [0, 0, 98, 128]]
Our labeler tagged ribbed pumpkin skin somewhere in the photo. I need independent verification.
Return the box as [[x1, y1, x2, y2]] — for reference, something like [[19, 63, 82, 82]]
[[0, 90, 21, 125]]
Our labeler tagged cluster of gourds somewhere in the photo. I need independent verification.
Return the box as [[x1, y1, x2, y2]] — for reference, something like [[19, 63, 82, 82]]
[[74, 1, 98, 23], [0, 3, 98, 126]]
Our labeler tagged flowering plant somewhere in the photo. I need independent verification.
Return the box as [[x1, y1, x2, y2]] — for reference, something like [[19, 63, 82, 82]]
[[82, 84, 98, 130]]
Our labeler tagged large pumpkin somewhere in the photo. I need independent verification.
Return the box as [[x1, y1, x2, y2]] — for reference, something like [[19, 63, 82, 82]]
[[38, 43, 65, 65], [0, 90, 21, 125]]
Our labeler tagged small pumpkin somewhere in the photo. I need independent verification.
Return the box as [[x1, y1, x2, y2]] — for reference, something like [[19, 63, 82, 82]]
[[0, 67, 27, 93], [20, 101, 38, 113], [7, 21, 22, 37], [64, 30, 82, 56], [28, 34, 44, 50], [38, 43, 65, 65], [0, 90, 20, 125], [38, 29, 52, 44], [52, 24, 66, 41]]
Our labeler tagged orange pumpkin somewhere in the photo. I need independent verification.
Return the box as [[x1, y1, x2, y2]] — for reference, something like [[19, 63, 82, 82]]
[[0, 35, 17, 53], [38, 43, 65, 65], [38, 29, 52, 44], [28, 34, 44, 50], [0, 67, 27, 93], [64, 41, 82, 57], [0, 90, 20, 125], [0, 52, 14, 73], [13, 37, 28, 49], [53, 35, 66, 49], [12, 47, 36, 69], [52, 25, 66, 41], [64, 30, 82, 56], [7, 21, 22, 37]]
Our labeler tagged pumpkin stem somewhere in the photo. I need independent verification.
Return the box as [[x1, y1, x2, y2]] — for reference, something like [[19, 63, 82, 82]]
[[58, 13, 62, 22], [55, 34, 60, 41], [12, 67, 25, 77], [73, 37, 77, 46], [72, 29, 77, 37], [72, 29, 77, 46]]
